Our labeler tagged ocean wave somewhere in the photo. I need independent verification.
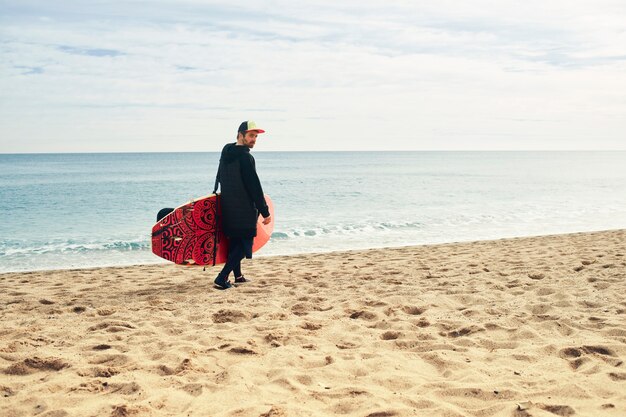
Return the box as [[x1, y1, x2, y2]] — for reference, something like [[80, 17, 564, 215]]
[[1, 221, 420, 257], [0, 238, 150, 256], [270, 220, 424, 240], [1, 220, 423, 260]]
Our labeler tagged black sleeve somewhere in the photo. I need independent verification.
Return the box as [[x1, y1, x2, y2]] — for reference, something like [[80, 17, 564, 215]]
[[240, 154, 270, 218]]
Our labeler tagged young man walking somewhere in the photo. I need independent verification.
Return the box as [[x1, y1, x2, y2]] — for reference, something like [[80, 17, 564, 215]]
[[214, 120, 271, 289]]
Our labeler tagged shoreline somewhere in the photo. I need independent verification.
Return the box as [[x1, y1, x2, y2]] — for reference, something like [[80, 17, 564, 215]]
[[2, 228, 625, 276], [2, 229, 625, 416]]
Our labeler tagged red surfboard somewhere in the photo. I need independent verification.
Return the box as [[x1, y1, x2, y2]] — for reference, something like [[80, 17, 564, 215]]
[[151, 194, 274, 266]]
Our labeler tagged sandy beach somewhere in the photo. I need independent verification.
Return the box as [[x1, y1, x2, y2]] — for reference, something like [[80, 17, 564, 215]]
[[1, 230, 625, 417]]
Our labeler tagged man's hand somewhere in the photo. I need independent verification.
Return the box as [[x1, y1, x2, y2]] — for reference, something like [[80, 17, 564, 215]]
[[262, 215, 272, 225]]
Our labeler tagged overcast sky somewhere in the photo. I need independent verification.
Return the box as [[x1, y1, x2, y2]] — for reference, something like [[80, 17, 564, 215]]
[[1, 0, 625, 152]]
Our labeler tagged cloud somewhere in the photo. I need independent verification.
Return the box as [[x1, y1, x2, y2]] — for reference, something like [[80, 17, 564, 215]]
[[14, 65, 44, 75], [57, 45, 125, 57], [1, 0, 625, 152]]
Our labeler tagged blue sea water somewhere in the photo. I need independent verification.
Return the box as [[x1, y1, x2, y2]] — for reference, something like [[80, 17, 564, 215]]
[[1, 151, 625, 273]]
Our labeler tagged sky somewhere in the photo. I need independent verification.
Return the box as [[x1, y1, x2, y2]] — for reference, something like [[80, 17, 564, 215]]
[[1, 0, 625, 152]]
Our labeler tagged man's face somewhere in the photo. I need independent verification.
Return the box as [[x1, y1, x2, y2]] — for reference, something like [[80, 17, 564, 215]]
[[241, 131, 259, 148]]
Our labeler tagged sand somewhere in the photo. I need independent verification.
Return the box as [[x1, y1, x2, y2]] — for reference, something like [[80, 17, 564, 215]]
[[1, 230, 625, 417]]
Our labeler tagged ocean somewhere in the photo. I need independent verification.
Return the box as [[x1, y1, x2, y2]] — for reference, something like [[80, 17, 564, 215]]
[[1, 151, 625, 273]]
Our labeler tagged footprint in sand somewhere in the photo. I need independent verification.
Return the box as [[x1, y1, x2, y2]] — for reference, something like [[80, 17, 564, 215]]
[[529, 303, 553, 315], [259, 405, 288, 417], [441, 325, 484, 338], [336, 341, 358, 350], [212, 309, 253, 323], [380, 331, 402, 340], [3, 357, 69, 375], [363, 300, 388, 308], [348, 310, 378, 321], [536, 403, 576, 416], [365, 412, 397, 417], [1, 385, 16, 397], [402, 306, 426, 315], [92, 344, 112, 351], [96, 308, 116, 316], [228, 346, 257, 355], [182, 383, 203, 397], [110, 405, 141, 417], [107, 382, 142, 396], [81, 367, 119, 378], [88, 354, 130, 367], [414, 318, 431, 328], [559, 345, 620, 370], [301, 322, 323, 331], [291, 303, 314, 316], [608, 372, 626, 381]]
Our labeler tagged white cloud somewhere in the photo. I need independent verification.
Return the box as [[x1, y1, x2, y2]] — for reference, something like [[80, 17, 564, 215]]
[[1, 0, 625, 152]]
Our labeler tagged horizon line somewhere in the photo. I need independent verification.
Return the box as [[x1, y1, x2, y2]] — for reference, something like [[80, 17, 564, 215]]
[[2, 149, 626, 155]]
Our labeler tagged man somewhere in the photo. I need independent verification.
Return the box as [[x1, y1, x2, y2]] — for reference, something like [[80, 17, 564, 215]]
[[214, 120, 271, 289]]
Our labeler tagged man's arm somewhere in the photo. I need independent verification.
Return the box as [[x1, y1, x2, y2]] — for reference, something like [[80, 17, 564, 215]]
[[240, 155, 270, 218]]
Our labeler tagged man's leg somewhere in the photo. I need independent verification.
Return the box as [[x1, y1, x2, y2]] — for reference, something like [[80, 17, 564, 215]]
[[214, 238, 245, 289], [233, 260, 242, 280], [233, 237, 254, 283]]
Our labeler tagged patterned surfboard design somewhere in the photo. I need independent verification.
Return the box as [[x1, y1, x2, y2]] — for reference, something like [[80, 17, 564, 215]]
[[151, 194, 273, 266]]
